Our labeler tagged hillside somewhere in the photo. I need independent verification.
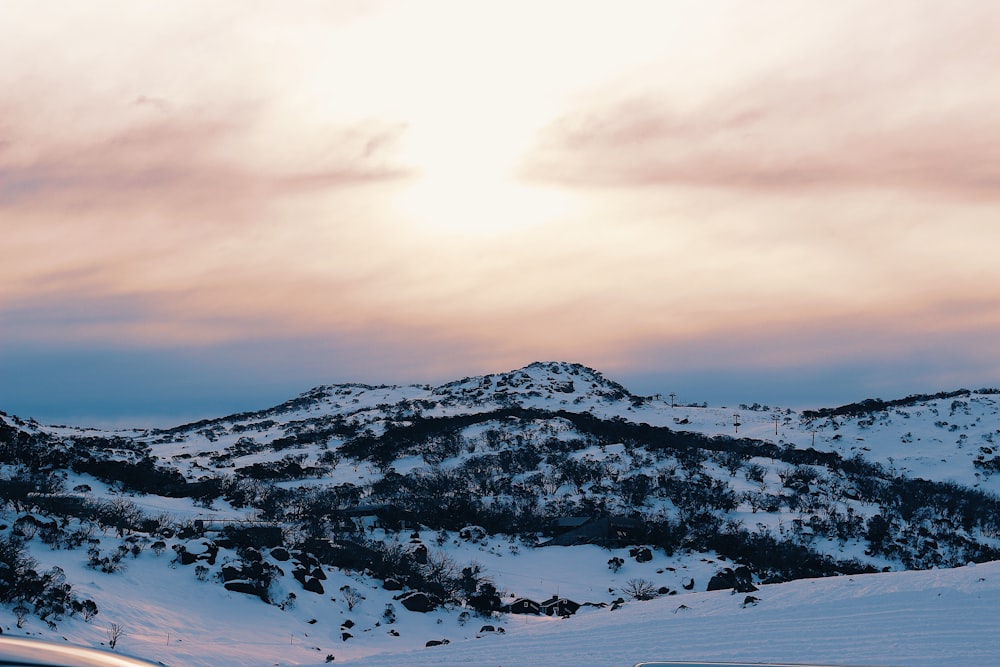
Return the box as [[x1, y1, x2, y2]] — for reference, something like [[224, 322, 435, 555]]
[[2, 361, 999, 665]]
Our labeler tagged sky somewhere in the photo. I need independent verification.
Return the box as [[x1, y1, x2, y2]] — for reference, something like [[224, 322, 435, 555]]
[[3, 0, 1000, 425]]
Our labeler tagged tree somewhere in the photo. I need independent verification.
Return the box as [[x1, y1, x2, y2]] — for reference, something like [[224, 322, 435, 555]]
[[339, 585, 363, 611], [458, 564, 492, 601], [421, 551, 459, 597], [107, 623, 126, 649], [13, 603, 29, 628], [73, 598, 99, 621], [467, 581, 501, 617]]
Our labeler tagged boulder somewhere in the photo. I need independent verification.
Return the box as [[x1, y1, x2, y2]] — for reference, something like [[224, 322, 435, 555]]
[[397, 591, 440, 613], [459, 526, 487, 541], [224, 580, 267, 602], [706, 566, 758, 593], [411, 543, 428, 565], [302, 577, 325, 595], [241, 547, 263, 563], [293, 551, 319, 569]]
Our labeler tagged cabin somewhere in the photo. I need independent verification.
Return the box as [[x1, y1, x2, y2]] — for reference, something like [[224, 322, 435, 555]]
[[542, 515, 643, 546], [193, 519, 284, 548], [332, 504, 414, 531], [505, 597, 541, 615], [540, 596, 580, 617]]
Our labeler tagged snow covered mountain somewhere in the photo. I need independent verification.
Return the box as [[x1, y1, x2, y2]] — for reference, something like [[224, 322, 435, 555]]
[[2, 361, 999, 665]]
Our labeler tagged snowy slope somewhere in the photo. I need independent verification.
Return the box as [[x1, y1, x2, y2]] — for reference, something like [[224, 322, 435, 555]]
[[3, 361, 1000, 666], [346, 560, 1000, 667], [6, 541, 999, 667]]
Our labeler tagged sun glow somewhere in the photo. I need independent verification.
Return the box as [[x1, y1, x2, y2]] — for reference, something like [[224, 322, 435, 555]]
[[391, 115, 574, 237], [393, 170, 573, 238]]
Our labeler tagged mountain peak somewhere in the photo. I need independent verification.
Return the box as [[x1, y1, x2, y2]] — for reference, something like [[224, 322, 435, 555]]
[[431, 361, 633, 406]]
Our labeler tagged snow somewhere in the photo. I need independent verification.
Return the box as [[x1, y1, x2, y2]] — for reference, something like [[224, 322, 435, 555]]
[[5, 363, 1000, 665], [348, 561, 1000, 667], [7, 531, 1000, 666]]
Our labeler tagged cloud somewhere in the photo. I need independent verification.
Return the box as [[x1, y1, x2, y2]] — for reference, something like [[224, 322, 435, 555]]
[[0, 106, 409, 208], [522, 4, 1000, 201], [0, 97, 413, 314], [525, 90, 1000, 199]]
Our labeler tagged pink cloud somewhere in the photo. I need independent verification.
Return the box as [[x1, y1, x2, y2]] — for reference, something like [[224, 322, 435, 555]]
[[1, 106, 410, 210], [524, 88, 1000, 199], [523, 4, 1000, 201]]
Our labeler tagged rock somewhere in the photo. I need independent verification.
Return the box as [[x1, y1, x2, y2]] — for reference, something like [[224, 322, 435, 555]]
[[293, 551, 319, 569], [706, 566, 758, 593], [425, 639, 450, 647], [459, 526, 487, 541], [242, 547, 263, 563], [383, 578, 403, 591], [214, 537, 235, 549], [397, 591, 440, 613], [682, 577, 694, 590], [270, 547, 290, 561], [176, 541, 218, 566], [302, 577, 325, 595], [183, 539, 210, 556], [224, 580, 267, 602], [411, 543, 428, 565]]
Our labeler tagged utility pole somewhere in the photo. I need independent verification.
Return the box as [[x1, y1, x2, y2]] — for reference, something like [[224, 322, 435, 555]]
[[810, 429, 817, 447], [772, 414, 780, 436]]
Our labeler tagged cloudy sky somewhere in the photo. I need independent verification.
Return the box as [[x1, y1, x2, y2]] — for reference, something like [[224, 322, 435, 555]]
[[3, 1, 1000, 424]]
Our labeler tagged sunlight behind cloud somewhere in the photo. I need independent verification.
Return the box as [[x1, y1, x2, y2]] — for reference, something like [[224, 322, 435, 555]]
[[390, 170, 575, 237]]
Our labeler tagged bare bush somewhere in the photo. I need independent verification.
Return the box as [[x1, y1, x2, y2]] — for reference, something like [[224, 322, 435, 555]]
[[623, 578, 658, 601]]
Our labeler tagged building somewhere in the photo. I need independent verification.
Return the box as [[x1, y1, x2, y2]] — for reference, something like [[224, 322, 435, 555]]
[[541, 515, 643, 546], [540, 596, 581, 616], [504, 597, 541, 615]]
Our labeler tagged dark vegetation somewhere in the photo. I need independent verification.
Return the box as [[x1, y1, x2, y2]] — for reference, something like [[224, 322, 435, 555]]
[[801, 388, 1000, 419]]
